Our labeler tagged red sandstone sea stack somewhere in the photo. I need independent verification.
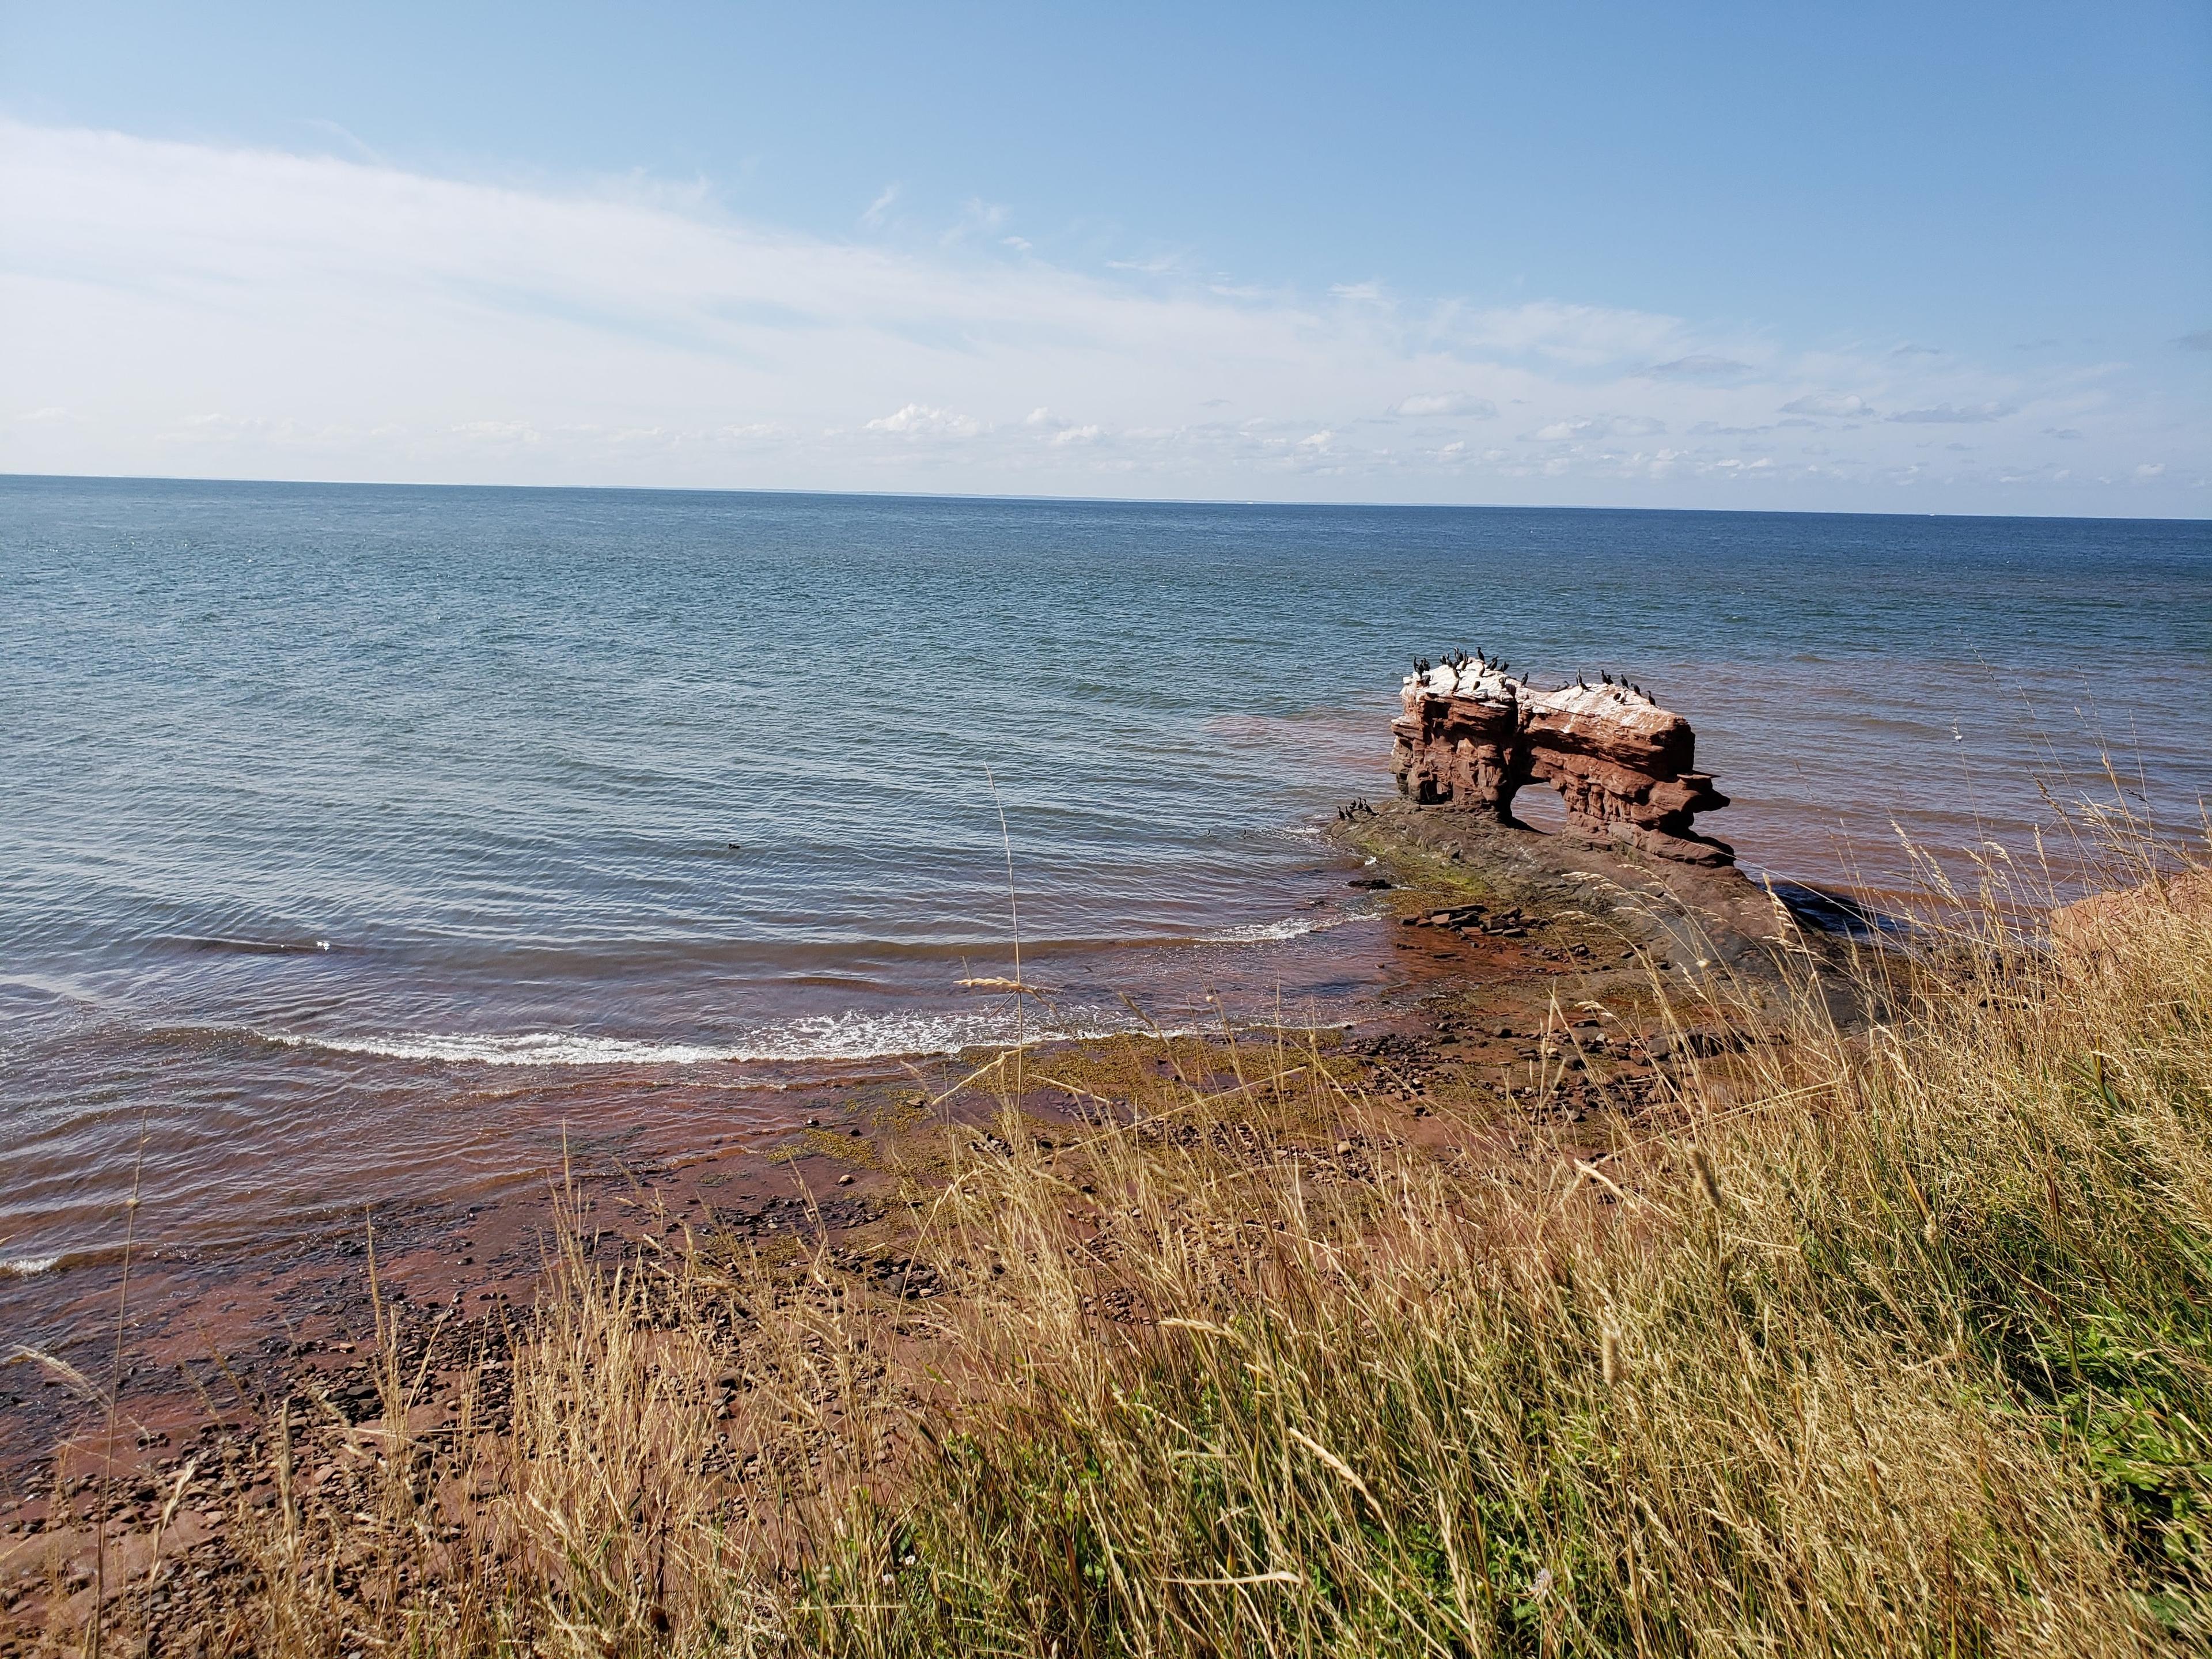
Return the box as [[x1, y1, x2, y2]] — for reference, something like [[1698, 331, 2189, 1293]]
[[1389, 660, 1734, 865]]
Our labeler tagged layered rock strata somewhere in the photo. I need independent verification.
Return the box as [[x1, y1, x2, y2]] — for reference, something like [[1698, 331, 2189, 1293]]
[[1389, 662, 1733, 865]]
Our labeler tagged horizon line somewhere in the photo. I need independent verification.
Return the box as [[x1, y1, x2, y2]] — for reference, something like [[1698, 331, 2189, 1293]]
[[5, 471, 2207, 528]]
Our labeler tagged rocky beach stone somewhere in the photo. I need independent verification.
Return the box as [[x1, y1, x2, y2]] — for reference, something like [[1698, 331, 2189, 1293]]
[[1389, 660, 1733, 865]]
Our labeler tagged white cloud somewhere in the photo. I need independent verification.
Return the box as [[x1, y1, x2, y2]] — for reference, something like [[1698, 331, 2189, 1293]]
[[1779, 392, 1877, 418], [1527, 414, 1667, 442], [1024, 407, 1100, 445], [865, 404, 984, 438], [1391, 392, 1498, 418], [0, 120, 2199, 510]]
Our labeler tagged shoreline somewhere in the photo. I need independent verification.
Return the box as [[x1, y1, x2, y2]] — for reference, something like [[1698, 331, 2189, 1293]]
[[0, 881, 1405, 1297], [3, 794, 1865, 1429], [0, 794, 1882, 1638]]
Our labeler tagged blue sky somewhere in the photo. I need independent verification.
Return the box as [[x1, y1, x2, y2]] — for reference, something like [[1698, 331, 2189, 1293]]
[[2, 1, 2206, 511]]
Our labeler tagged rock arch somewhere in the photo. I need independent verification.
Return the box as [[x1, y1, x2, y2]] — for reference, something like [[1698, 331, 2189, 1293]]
[[1388, 662, 1733, 866]]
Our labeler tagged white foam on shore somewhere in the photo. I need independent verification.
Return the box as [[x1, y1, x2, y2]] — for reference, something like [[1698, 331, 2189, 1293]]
[[2, 1256, 62, 1278], [266, 1030, 738, 1066], [1199, 911, 1379, 944], [257, 1008, 1151, 1068]]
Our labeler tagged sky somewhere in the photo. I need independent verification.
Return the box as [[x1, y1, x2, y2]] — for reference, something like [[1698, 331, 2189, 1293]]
[[2, 1, 2207, 513]]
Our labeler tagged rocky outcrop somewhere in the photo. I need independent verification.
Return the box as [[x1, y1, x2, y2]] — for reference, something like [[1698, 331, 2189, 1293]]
[[1389, 660, 1733, 865]]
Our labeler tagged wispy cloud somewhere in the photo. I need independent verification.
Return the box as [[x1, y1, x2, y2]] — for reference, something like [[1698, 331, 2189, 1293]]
[[1455, 300, 1685, 366], [1105, 253, 1183, 275], [0, 121, 2199, 509], [1639, 355, 1752, 380], [941, 196, 1007, 245], [300, 118, 385, 166], [1887, 402, 2013, 424]]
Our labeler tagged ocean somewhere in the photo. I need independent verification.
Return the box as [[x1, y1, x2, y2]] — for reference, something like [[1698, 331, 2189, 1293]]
[[3, 476, 2208, 1283]]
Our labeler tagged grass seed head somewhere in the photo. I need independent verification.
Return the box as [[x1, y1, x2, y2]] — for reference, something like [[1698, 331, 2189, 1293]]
[[1687, 1140, 1724, 1208]]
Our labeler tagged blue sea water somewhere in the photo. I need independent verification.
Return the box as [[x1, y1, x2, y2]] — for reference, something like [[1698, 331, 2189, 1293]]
[[3, 476, 2208, 1272]]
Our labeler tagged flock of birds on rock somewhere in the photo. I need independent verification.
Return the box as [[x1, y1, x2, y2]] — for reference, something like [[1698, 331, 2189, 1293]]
[[1410, 648, 1654, 704]]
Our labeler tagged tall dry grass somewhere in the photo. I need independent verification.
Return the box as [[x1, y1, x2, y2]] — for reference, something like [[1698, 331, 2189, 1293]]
[[156, 847, 2212, 1656]]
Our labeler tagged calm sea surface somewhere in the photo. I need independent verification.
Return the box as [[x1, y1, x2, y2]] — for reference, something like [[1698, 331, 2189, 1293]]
[[4, 477, 2209, 1277]]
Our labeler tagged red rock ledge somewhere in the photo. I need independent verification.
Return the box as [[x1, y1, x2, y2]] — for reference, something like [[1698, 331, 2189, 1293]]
[[1389, 658, 1734, 866]]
